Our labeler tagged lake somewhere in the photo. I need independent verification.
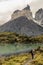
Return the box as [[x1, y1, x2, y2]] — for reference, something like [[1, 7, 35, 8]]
[[0, 43, 43, 55]]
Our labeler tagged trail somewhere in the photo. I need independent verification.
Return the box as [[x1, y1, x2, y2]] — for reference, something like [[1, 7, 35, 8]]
[[24, 58, 33, 65]]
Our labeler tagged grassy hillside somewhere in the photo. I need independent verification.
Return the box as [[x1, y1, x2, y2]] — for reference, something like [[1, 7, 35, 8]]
[[0, 53, 31, 65], [29, 52, 43, 65], [0, 32, 43, 43], [0, 50, 43, 65]]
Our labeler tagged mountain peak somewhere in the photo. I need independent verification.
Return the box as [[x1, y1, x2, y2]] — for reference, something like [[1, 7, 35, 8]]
[[36, 8, 43, 14], [35, 8, 43, 27], [11, 5, 32, 20], [23, 5, 30, 10]]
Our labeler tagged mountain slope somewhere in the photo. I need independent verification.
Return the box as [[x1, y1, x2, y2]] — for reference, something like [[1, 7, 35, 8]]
[[35, 8, 43, 27], [0, 16, 43, 36]]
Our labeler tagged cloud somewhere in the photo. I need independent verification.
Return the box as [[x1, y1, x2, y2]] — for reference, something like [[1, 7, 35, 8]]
[[0, 0, 8, 1], [0, 0, 30, 25], [0, 0, 32, 13], [0, 0, 43, 25]]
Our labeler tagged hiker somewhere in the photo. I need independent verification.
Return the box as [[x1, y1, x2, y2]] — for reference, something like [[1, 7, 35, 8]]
[[30, 49, 34, 59]]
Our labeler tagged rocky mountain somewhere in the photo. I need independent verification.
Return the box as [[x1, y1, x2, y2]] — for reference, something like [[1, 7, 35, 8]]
[[35, 8, 43, 27], [0, 16, 43, 36], [11, 5, 33, 20], [0, 5, 43, 36]]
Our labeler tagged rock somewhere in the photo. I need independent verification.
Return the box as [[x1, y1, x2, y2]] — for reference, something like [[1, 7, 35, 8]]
[[11, 5, 32, 20], [35, 8, 43, 26], [23, 5, 30, 10], [0, 16, 43, 36]]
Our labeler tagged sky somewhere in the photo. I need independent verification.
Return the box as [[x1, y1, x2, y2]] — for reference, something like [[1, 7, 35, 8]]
[[30, 0, 43, 16], [0, 0, 43, 25]]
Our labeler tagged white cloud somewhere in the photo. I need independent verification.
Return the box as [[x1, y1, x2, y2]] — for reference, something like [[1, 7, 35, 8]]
[[0, 0, 8, 1], [0, 0, 31, 13]]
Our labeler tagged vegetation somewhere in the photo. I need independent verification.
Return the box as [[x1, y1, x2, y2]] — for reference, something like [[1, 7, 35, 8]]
[[0, 53, 31, 65], [29, 52, 43, 65], [0, 32, 43, 65], [0, 50, 43, 65], [0, 32, 43, 43]]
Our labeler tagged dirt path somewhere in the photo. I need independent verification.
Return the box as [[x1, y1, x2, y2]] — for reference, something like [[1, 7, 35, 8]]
[[24, 58, 33, 65]]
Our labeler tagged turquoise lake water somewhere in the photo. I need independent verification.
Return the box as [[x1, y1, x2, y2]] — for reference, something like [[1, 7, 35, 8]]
[[0, 43, 43, 55]]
